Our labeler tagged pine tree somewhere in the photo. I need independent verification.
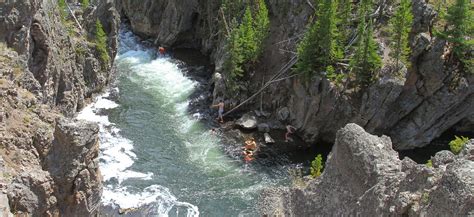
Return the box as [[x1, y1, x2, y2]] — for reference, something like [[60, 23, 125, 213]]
[[221, 0, 270, 87], [225, 26, 245, 79], [237, 6, 258, 62], [254, 0, 270, 56], [296, 0, 342, 78], [350, 0, 381, 86], [439, 0, 473, 73], [338, 0, 352, 44], [95, 19, 109, 65], [390, 0, 413, 72]]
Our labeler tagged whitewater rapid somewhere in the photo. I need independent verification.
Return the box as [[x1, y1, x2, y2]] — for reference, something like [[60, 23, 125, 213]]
[[77, 29, 200, 216], [76, 26, 295, 217]]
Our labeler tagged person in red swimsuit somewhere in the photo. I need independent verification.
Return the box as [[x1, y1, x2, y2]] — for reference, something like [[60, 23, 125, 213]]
[[159, 46, 166, 55]]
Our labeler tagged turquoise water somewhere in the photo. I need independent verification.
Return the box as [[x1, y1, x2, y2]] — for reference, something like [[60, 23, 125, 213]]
[[78, 28, 293, 216]]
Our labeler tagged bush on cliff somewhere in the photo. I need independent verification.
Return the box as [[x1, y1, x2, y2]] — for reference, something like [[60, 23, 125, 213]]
[[426, 159, 433, 168], [95, 19, 109, 66], [310, 154, 324, 178], [449, 135, 469, 154]]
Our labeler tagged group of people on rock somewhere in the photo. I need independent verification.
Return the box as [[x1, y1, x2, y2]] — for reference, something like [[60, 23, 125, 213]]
[[209, 98, 298, 163]]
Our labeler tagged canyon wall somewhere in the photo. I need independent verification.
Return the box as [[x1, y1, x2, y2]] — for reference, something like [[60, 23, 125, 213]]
[[258, 123, 474, 216], [0, 0, 119, 215], [118, 0, 473, 150]]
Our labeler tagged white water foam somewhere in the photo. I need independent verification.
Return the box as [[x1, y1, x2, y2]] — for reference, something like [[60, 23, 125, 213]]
[[102, 185, 199, 217], [78, 91, 199, 215], [76, 27, 200, 216], [77, 93, 152, 184]]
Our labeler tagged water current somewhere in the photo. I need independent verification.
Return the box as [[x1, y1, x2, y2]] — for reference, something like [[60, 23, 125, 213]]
[[77, 28, 298, 217]]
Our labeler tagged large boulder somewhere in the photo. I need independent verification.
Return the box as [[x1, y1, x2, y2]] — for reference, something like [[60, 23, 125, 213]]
[[259, 124, 474, 216], [236, 114, 258, 130]]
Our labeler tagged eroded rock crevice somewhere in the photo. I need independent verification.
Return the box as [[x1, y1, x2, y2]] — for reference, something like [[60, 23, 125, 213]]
[[29, 20, 49, 88]]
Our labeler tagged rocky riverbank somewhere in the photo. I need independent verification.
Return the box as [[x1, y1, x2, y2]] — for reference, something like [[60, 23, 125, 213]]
[[118, 0, 473, 150], [0, 0, 119, 215], [259, 123, 474, 216], [115, 1, 473, 214]]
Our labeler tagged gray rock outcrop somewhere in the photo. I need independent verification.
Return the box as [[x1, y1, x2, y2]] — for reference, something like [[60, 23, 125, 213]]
[[259, 124, 474, 216], [0, 0, 119, 116], [118, 0, 199, 47], [44, 118, 102, 216], [0, 0, 119, 216]]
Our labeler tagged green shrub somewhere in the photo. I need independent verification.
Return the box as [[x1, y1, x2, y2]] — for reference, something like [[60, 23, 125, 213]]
[[95, 19, 109, 66], [426, 159, 433, 168], [310, 154, 324, 178], [449, 135, 469, 154]]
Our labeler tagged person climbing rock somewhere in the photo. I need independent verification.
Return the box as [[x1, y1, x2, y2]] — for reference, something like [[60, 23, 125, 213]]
[[285, 124, 297, 142], [210, 99, 225, 123]]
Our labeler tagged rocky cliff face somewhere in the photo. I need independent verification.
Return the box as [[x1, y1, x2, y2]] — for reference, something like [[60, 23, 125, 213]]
[[119, 0, 473, 150], [0, 0, 119, 215], [259, 123, 474, 216]]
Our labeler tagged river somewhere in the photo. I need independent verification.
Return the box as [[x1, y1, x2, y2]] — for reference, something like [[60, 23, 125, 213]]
[[77, 28, 303, 216]]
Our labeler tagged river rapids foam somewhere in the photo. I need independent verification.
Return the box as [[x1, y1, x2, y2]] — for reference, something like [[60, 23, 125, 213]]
[[77, 28, 199, 216]]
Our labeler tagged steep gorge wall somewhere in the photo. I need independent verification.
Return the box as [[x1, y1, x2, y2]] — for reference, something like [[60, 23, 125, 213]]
[[259, 124, 474, 216], [118, 0, 473, 150], [0, 0, 119, 215]]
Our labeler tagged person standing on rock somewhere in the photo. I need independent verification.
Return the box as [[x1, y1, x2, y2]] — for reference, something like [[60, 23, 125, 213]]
[[285, 124, 297, 142], [210, 99, 225, 123]]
